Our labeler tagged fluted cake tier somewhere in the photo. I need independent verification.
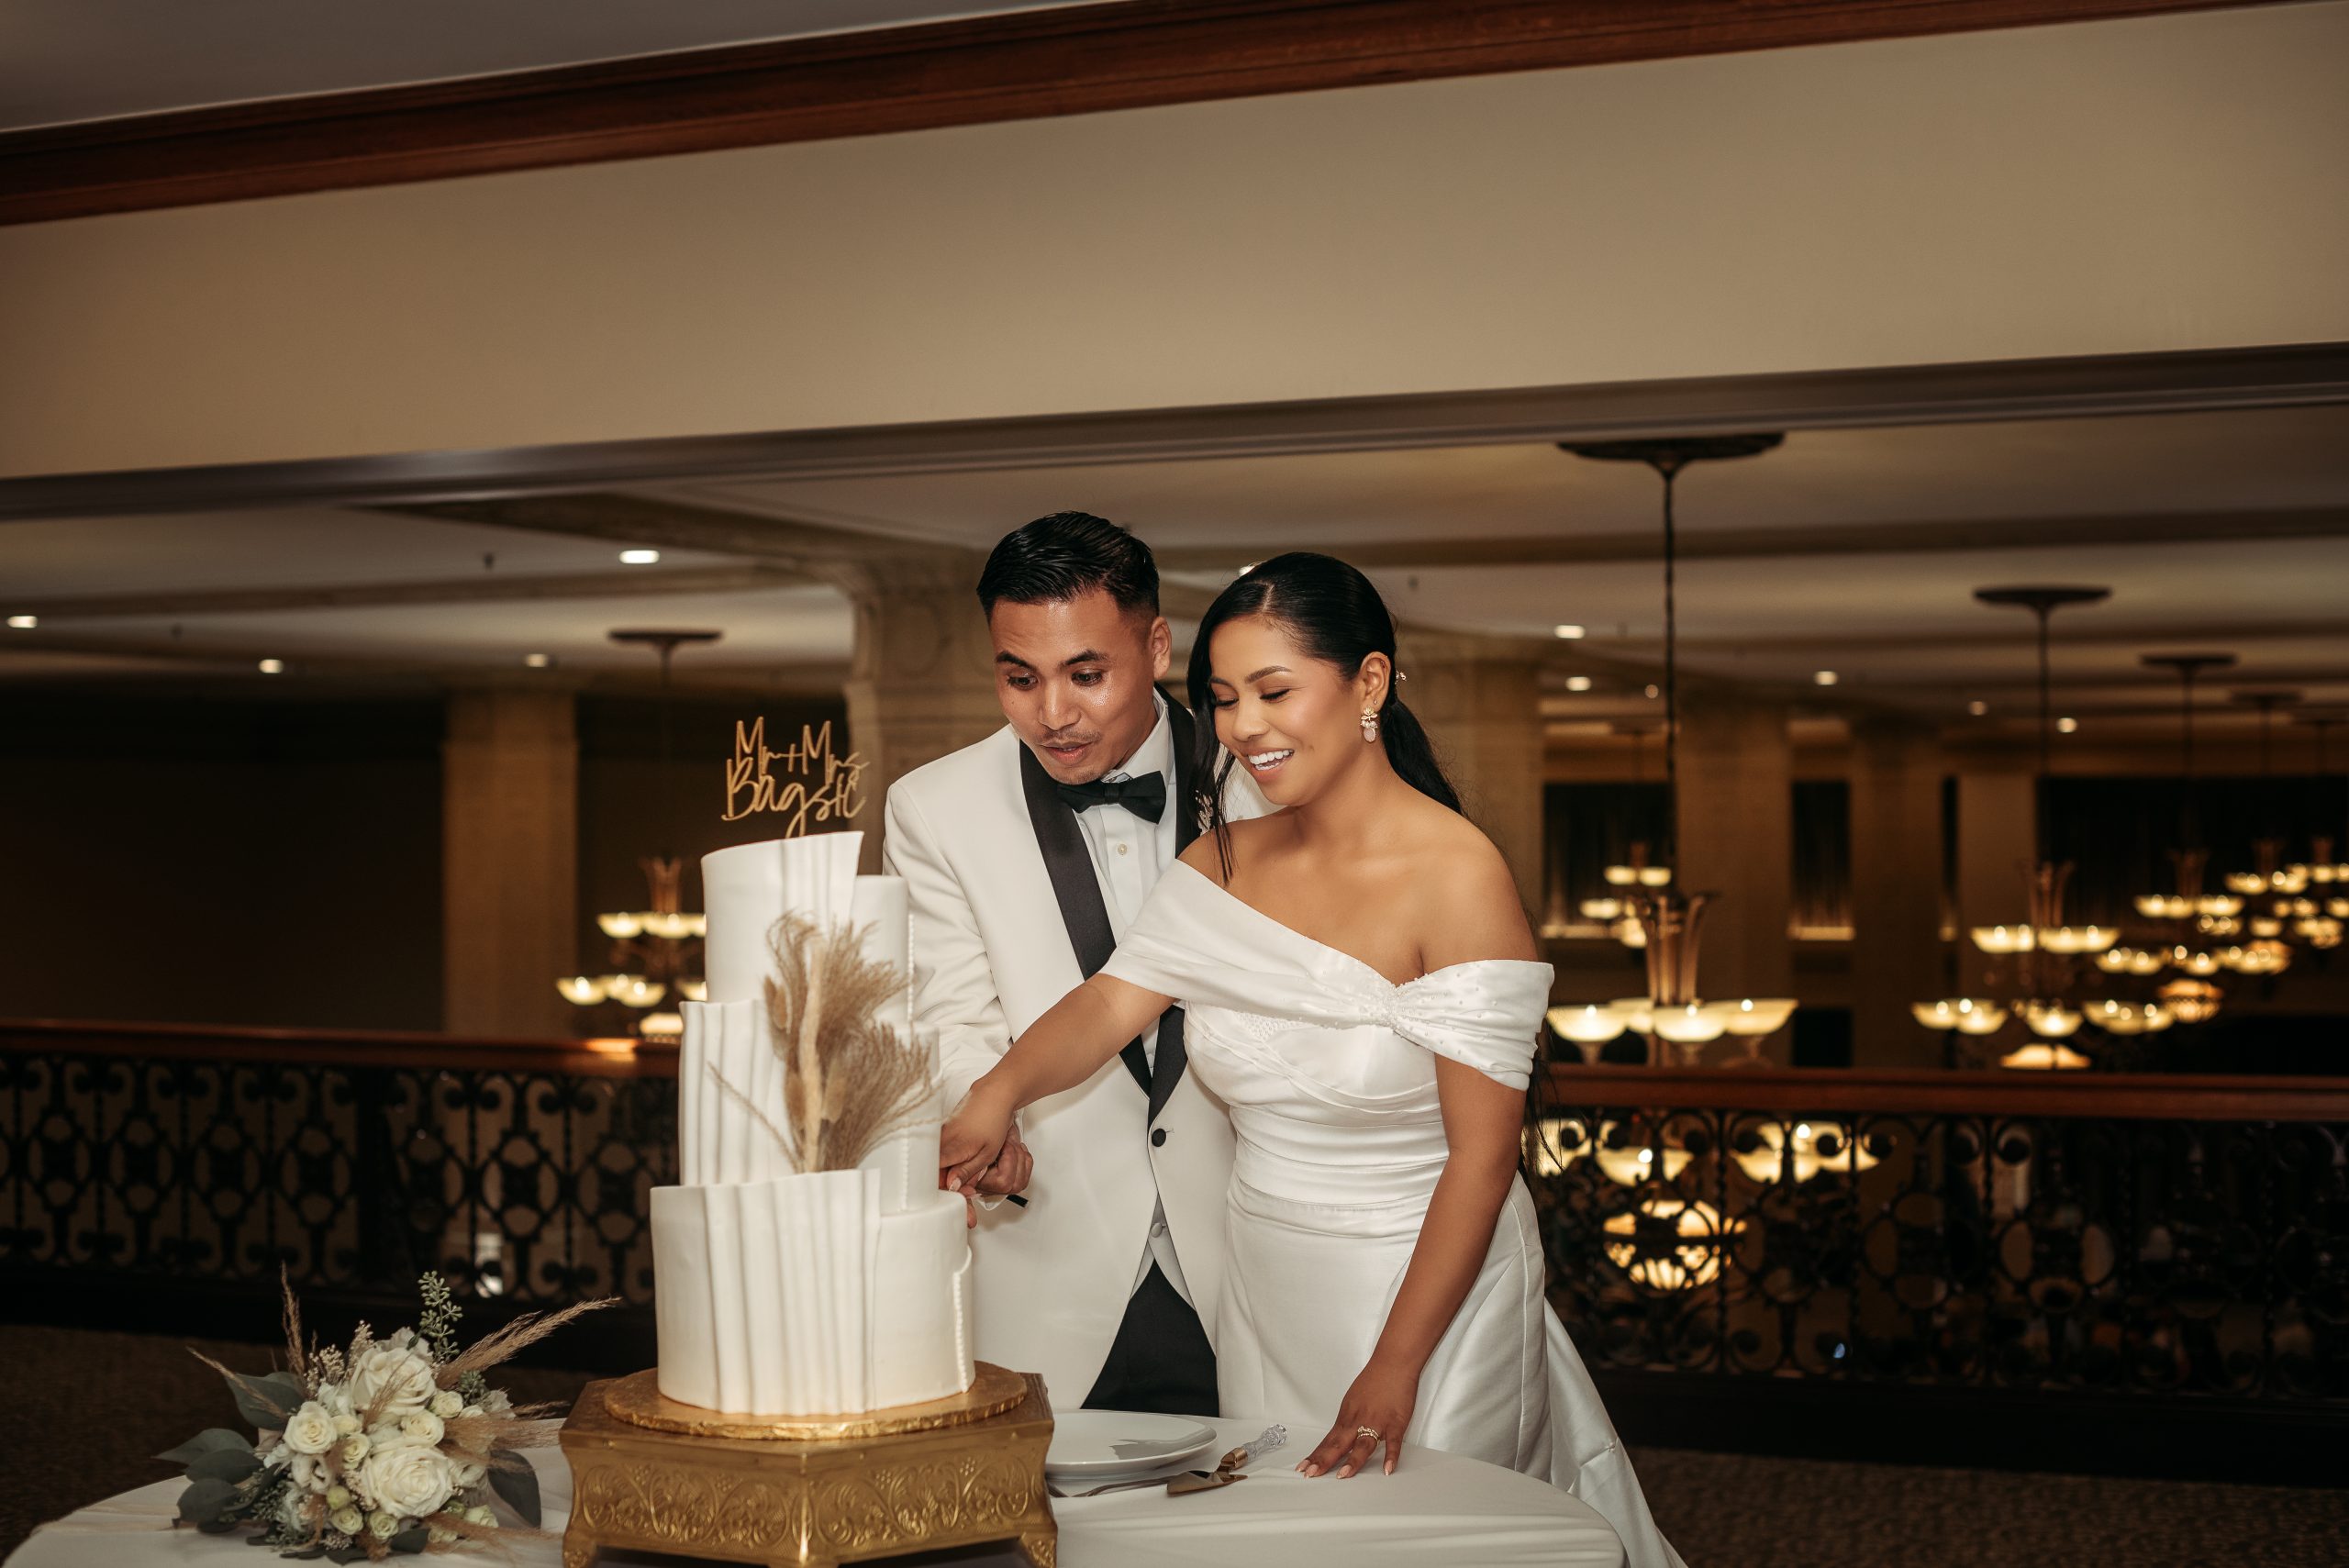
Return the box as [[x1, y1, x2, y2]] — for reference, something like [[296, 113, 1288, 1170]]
[[650, 830, 974, 1418]]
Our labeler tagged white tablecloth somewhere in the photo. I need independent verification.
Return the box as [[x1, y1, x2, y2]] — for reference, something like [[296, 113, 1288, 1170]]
[[9, 1414, 1623, 1568]]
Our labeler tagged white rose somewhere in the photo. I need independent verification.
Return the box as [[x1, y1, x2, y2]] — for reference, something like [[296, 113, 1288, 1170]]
[[332, 1412, 362, 1437], [325, 1485, 351, 1511], [459, 1406, 483, 1420], [320, 1385, 353, 1420], [464, 1505, 496, 1529], [362, 1442, 454, 1522], [339, 1434, 370, 1467], [429, 1390, 464, 1420], [368, 1510, 399, 1540], [282, 1401, 338, 1455], [329, 1506, 363, 1537], [397, 1411, 445, 1448], [345, 1343, 438, 1424], [481, 1389, 511, 1414]]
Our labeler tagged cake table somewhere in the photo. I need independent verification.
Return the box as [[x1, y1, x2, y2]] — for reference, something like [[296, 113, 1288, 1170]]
[[7, 1414, 1626, 1568]]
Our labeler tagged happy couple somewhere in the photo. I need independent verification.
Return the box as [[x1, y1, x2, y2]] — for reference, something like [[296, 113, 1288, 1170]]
[[885, 512, 1684, 1568]]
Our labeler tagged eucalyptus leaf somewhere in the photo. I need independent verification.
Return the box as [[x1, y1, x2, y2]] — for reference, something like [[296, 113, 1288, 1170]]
[[387, 1527, 429, 1554], [177, 1477, 238, 1525], [184, 1448, 262, 1485], [326, 1545, 370, 1564], [195, 1517, 241, 1535], [486, 1450, 540, 1527], [157, 1429, 251, 1466], [220, 1368, 306, 1430], [283, 1547, 326, 1561]]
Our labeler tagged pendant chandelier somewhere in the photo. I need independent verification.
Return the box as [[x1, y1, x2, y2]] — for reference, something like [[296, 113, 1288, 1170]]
[[555, 628, 721, 1040], [1545, 434, 1797, 1066], [1910, 585, 2193, 1068], [2221, 689, 2345, 952]]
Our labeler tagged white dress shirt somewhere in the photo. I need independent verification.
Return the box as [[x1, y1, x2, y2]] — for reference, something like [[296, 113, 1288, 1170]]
[[1073, 694, 1193, 1306]]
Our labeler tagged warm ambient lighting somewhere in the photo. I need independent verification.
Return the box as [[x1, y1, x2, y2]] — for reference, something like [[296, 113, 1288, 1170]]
[[1565, 675, 1594, 692], [525, 652, 552, 668], [1604, 1197, 1741, 1290], [1642, 684, 1661, 699], [257, 658, 284, 674], [1732, 1120, 1880, 1184], [556, 975, 609, 1006], [618, 548, 662, 565], [1812, 670, 1839, 686], [2000, 1042, 2092, 1071], [2057, 716, 2079, 733], [1553, 624, 1586, 639], [5, 615, 34, 629], [1967, 700, 1988, 716]]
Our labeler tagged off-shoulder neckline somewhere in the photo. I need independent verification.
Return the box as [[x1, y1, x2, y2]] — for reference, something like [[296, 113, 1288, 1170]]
[[1166, 860, 1553, 994]]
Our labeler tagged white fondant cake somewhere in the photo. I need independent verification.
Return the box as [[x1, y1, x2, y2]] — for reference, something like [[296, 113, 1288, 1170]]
[[650, 831, 975, 1416]]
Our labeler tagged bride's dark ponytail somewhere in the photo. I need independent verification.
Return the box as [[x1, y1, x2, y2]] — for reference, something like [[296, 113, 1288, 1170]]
[[1186, 552, 1461, 873]]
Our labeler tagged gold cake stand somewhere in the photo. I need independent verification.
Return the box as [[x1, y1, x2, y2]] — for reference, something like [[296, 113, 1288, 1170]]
[[558, 1363, 1055, 1568]]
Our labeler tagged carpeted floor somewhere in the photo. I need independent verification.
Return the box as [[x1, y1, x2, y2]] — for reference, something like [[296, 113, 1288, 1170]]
[[5, 1324, 2343, 1566]]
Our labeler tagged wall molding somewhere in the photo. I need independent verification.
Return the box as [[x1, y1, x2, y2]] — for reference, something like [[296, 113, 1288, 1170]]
[[0, 0, 2268, 226], [1, 342, 2343, 521]]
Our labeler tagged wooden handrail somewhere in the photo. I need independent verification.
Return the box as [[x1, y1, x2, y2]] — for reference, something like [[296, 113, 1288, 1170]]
[[1540, 1062, 2349, 1122], [6, 1018, 2345, 1118], [0, 1018, 677, 1078]]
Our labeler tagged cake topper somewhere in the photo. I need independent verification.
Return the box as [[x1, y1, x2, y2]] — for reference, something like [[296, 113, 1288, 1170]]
[[723, 717, 866, 832]]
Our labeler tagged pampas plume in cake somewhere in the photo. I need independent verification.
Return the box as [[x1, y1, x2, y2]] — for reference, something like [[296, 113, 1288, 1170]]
[[758, 913, 939, 1175]]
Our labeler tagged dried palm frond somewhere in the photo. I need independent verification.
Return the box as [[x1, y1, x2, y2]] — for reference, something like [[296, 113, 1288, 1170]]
[[762, 913, 938, 1173], [280, 1269, 309, 1384], [431, 1297, 616, 1390]]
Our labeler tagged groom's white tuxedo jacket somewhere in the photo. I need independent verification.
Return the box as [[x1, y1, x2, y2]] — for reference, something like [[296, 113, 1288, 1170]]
[[883, 701, 1263, 1407]]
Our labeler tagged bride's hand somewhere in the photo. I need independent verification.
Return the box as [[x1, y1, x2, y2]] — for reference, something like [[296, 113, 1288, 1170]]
[[939, 1080, 1016, 1199], [1299, 1357, 1416, 1478]]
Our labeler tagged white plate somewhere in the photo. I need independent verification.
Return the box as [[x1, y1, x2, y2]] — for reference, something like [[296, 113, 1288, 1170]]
[[1043, 1411, 1219, 1478]]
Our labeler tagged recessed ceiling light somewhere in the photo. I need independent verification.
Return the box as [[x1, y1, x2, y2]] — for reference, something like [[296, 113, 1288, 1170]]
[[1642, 684, 1660, 699], [1967, 700, 1989, 717], [618, 548, 662, 565], [257, 658, 284, 674], [5, 615, 34, 629], [1565, 674, 1593, 692], [524, 653, 551, 669], [1553, 623, 1586, 640], [2057, 716, 2079, 734], [1813, 670, 1839, 686]]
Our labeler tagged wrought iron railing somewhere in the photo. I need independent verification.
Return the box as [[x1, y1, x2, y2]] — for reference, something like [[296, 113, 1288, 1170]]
[[1528, 1064, 2349, 1407], [6, 1020, 2346, 1419], [0, 1021, 677, 1311]]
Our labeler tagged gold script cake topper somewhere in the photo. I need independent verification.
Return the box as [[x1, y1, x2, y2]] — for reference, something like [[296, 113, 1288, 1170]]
[[723, 717, 866, 834]]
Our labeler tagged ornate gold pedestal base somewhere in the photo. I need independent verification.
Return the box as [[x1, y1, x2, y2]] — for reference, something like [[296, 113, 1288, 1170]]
[[558, 1366, 1055, 1568]]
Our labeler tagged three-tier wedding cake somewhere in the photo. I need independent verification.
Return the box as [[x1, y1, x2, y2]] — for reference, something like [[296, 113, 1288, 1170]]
[[648, 831, 975, 1416]]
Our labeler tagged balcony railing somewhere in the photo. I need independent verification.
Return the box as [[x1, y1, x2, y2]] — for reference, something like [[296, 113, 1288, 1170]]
[[5, 1020, 2345, 1431]]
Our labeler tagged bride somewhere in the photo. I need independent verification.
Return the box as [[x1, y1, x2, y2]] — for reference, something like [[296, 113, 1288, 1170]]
[[941, 552, 1685, 1568]]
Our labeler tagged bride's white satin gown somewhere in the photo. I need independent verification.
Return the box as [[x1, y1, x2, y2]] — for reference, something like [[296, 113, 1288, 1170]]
[[1102, 862, 1687, 1568]]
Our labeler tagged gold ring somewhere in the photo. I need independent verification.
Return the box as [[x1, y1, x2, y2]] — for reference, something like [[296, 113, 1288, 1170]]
[[1354, 1425, 1381, 1442]]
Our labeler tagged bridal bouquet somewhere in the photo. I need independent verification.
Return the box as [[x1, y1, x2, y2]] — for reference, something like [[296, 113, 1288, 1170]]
[[163, 1273, 609, 1562]]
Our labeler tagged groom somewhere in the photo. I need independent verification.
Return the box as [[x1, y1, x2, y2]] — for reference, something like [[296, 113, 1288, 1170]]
[[883, 512, 1263, 1417]]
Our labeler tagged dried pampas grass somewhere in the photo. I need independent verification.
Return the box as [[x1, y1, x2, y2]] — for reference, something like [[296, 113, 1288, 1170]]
[[759, 913, 937, 1173]]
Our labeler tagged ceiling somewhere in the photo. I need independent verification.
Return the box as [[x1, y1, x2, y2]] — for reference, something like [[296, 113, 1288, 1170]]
[[0, 0, 1101, 131], [5, 401, 2346, 751]]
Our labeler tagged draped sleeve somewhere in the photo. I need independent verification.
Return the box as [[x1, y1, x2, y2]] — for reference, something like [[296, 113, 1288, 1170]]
[[1388, 962, 1553, 1091], [1098, 860, 1309, 1016]]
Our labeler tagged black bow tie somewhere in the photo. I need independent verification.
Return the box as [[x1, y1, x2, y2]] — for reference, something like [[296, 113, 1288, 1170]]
[[1056, 771, 1167, 823]]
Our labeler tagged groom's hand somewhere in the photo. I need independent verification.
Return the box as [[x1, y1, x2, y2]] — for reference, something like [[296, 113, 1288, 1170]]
[[958, 1124, 1032, 1228]]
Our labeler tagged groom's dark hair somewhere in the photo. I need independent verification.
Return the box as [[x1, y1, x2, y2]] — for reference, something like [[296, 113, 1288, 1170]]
[[976, 511, 1159, 618]]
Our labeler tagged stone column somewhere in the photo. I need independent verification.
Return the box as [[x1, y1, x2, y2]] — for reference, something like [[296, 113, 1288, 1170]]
[[829, 552, 1005, 871], [1849, 718, 1947, 1067], [1675, 690, 1794, 1056], [1395, 630, 1547, 915], [442, 688, 577, 1037], [1955, 767, 2038, 995]]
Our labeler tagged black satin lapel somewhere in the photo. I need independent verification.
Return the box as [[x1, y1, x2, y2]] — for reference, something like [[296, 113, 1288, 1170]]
[[1148, 699, 1199, 1122], [1169, 698, 1200, 854], [1019, 740, 1152, 1097]]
